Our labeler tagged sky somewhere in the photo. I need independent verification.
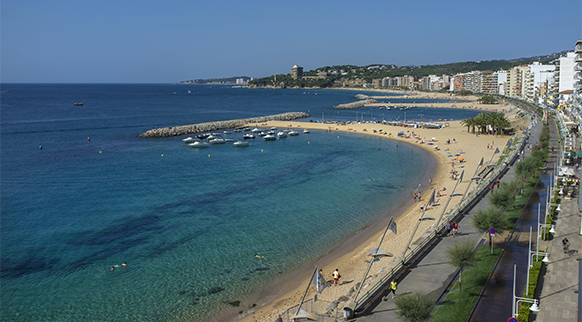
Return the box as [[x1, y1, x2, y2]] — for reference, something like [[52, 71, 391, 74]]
[[1, 0, 581, 83]]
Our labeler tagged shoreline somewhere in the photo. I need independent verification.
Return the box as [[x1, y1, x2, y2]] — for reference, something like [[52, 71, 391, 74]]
[[213, 93, 528, 322]]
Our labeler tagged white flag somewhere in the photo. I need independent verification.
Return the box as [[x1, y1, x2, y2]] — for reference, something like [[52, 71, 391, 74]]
[[388, 217, 397, 234], [311, 268, 328, 293]]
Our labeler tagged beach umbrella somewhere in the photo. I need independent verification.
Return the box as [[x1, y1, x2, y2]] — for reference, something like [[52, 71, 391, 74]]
[[576, 151, 582, 157], [369, 248, 392, 257], [457, 157, 464, 161]]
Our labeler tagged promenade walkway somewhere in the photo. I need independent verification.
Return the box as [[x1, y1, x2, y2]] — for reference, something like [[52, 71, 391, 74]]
[[534, 120, 581, 322], [353, 121, 542, 322]]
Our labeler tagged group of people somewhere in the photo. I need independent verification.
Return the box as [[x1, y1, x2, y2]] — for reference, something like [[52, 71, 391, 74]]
[[444, 221, 459, 237], [413, 192, 422, 202]]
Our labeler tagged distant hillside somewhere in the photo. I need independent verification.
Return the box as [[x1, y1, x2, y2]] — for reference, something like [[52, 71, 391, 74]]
[[249, 50, 570, 88], [177, 76, 252, 84]]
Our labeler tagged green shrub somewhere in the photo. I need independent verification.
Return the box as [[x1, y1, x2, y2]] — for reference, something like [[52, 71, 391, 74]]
[[394, 291, 435, 322]]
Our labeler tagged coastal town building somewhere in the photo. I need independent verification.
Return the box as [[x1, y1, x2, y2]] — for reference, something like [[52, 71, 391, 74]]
[[574, 40, 582, 113], [291, 65, 303, 79]]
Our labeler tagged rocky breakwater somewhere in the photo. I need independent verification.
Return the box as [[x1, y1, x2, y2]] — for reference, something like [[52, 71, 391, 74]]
[[138, 112, 310, 138], [334, 99, 377, 109]]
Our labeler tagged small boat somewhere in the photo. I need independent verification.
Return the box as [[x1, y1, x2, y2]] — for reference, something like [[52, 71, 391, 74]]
[[74, 102, 83, 106], [233, 141, 249, 147], [209, 138, 226, 144], [211, 132, 223, 136], [282, 129, 292, 133], [207, 135, 218, 140], [270, 127, 277, 130], [224, 138, 234, 142], [303, 129, 310, 134], [234, 129, 243, 133], [197, 133, 210, 139], [182, 137, 200, 144], [277, 132, 287, 138], [267, 130, 275, 135], [188, 142, 209, 148], [251, 128, 261, 133], [243, 133, 255, 139], [264, 134, 277, 141], [258, 132, 267, 137], [223, 130, 233, 134], [288, 130, 299, 136]]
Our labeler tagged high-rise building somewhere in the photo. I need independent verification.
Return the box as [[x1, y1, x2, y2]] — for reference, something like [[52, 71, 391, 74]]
[[291, 65, 303, 79]]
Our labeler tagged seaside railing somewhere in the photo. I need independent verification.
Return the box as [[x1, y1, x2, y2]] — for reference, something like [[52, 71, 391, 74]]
[[349, 120, 530, 316]]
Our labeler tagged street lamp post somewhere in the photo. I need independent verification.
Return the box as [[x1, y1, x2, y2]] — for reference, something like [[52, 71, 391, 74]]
[[513, 264, 541, 318]]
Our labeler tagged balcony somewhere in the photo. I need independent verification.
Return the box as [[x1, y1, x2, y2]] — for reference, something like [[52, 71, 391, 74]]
[[576, 63, 582, 71], [575, 72, 582, 80], [576, 54, 582, 62], [576, 44, 582, 53]]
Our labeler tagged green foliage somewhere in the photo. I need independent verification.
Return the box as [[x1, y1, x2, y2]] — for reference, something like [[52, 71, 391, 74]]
[[431, 247, 502, 322], [461, 111, 511, 135], [472, 206, 508, 234], [489, 182, 518, 210], [477, 95, 498, 104], [447, 240, 478, 270], [394, 291, 435, 322]]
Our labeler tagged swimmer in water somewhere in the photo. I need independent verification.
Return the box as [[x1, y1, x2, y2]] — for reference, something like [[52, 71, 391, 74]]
[[254, 254, 265, 259]]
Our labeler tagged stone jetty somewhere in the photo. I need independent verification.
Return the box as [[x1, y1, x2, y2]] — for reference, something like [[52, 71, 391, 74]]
[[334, 99, 377, 109], [138, 112, 310, 138]]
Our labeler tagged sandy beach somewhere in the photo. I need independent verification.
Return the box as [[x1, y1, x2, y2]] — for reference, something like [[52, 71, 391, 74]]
[[228, 92, 529, 322]]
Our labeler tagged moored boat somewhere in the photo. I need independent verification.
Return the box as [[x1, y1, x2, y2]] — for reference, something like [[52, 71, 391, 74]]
[[182, 137, 200, 144], [188, 141, 210, 148], [277, 132, 287, 138], [243, 133, 255, 139], [233, 141, 249, 147], [303, 129, 310, 134], [209, 138, 226, 144], [264, 134, 277, 141], [288, 130, 299, 136]]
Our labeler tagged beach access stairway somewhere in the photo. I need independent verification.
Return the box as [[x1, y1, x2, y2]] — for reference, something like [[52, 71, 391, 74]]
[[138, 112, 310, 138]]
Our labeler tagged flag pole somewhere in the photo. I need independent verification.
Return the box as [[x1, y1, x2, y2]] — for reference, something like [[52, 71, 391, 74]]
[[461, 157, 484, 203], [296, 267, 318, 316], [435, 170, 463, 231], [353, 217, 395, 304], [401, 189, 434, 262]]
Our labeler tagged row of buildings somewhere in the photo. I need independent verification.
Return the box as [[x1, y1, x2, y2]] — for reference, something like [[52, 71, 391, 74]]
[[290, 41, 582, 114]]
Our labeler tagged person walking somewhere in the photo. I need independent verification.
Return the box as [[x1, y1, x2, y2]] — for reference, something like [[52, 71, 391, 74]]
[[382, 280, 398, 301], [452, 222, 459, 237], [332, 269, 340, 286], [445, 221, 451, 237]]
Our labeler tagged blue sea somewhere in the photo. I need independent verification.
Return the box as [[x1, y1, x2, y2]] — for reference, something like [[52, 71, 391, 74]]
[[0, 84, 481, 321]]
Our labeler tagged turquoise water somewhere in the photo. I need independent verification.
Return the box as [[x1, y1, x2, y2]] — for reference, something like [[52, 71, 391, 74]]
[[0, 85, 479, 321]]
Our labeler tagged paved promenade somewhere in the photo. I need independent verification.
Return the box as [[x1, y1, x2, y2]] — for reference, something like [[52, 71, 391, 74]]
[[534, 119, 581, 321]]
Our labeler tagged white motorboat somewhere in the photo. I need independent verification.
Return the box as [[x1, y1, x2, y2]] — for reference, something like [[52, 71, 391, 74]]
[[243, 133, 255, 139], [207, 135, 218, 140], [288, 130, 299, 136], [182, 137, 200, 144], [270, 127, 277, 130], [267, 130, 275, 135], [303, 129, 310, 134], [277, 132, 287, 138], [188, 141, 209, 148], [233, 141, 249, 147], [209, 138, 226, 144], [224, 138, 234, 142], [258, 132, 267, 136], [251, 128, 261, 133], [264, 134, 277, 141], [223, 130, 233, 134]]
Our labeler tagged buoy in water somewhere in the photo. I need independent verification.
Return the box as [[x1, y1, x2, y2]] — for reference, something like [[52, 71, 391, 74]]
[[39, 145, 42, 150], [88, 136, 91, 142]]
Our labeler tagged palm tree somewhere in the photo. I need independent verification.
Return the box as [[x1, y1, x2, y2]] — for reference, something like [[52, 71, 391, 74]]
[[460, 118, 475, 133]]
